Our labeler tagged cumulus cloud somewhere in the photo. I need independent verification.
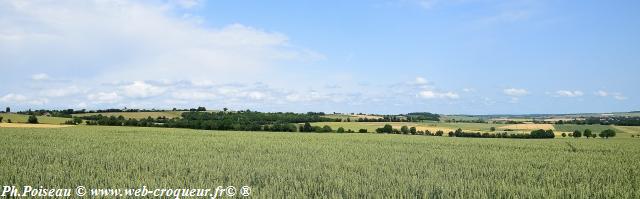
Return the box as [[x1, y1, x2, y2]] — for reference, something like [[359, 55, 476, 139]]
[[418, 90, 459, 99], [121, 81, 165, 98], [0, 93, 48, 105], [594, 90, 628, 100], [555, 90, 583, 97], [40, 86, 83, 97], [87, 92, 121, 103], [503, 88, 528, 96], [1, 0, 322, 82], [595, 90, 609, 97]]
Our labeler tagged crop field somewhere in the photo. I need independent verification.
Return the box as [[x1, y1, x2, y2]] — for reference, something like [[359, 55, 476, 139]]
[[72, 111, 184, 119], [0, 123, 73, 128], [314, 122, 507, 133], [554, 124, 617, 134], [0, 126, 638, 198], [499, 124, 555, 130], [0, 113, 70, 124], [321, 114, 384, 120]]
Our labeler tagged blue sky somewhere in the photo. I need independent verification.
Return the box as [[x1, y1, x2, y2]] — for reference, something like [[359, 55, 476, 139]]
[[1, 0, 639, 114]]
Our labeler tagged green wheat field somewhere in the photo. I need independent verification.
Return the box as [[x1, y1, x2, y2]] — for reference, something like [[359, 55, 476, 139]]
[[1, 126, 638, 198]]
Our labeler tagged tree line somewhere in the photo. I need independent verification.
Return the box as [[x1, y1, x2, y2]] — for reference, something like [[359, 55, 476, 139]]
[[561, 129, 617, 139]]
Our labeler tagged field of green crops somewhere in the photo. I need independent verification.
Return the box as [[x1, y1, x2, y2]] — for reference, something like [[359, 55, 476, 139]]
[[1, 126, 639, 198], [0, 113, 70, 124], [313, 122, 507, 133]]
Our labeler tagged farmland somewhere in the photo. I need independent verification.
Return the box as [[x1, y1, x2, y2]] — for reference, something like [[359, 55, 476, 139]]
[[72, 111, 184, 119], [0, 113, 70, 124], [0, 126, 638, 198], [313, 122, 509, 133]]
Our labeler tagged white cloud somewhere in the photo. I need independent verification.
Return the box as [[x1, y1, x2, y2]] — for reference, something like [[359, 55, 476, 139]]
[[555, 90, 583, 97], [121, 81, 165, 98], [171, 90, 216, 101], [1, 0, 322, 82], [414, 77, 428, 85], [40, 86, 83, 97], [87, 92, 121, 103], [503, 88, 528, 96], [0, 93, 48, 105], [594, 90, 628, 100], [31, 73, 50, 81], [595, 90, 609, 97], [418, 90, 459, 99], [0, 93, 28, 102]]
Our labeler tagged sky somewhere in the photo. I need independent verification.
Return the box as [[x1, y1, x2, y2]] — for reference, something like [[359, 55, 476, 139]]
[[1, 0, 639, 114]]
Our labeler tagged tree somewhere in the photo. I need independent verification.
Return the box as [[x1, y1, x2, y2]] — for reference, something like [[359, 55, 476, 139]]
[[7, 119, 11, 123], [591, 134, 596, 138], [400, 126, 409, 134], [561, 133, 566, 137], [27, 115, 39, 124], [573, 130, 582, 138], [5, 107, 9, 113], [382, 124, 393, 133], [410, 127, 417, 135], [302, 122, 313, 132], [0, 116, 2, 123], [322, 125, 333, 132], [196, 107, 206, 111], [337, 127, 345, 133], [358, 129, 367, 133], [599, 129, 616, 138], [223, 107, 228, 112], [73, 117, 83, 125], [490, 127, 496, 131], [583, 129, 592, 138]]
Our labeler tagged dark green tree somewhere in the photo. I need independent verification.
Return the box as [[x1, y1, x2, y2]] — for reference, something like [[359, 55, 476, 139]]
[[337, 127, 345, 133], [561, 133, 566, 137], [400, 126, 409, 134], [573, 130, 582, 138], [382, 124, 393, 133], [410, 126, 417, 135], [27, 115, 39, 124], [583, 129, 592, 138]]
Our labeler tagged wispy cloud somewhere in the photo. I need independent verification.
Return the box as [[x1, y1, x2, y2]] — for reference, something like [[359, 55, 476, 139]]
[[503, 88, 528, 96], [555, 90, 583, 97]]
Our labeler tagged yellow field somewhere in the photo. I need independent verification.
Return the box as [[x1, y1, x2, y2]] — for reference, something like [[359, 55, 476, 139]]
[[0, 123, 73, 128], [499, 124, 555, 130]]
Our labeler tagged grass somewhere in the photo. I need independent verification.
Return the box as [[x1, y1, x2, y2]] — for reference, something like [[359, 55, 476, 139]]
[[72, 111, 184, 119], [0, 113, 70, 124], [0, 126, 638, 198]]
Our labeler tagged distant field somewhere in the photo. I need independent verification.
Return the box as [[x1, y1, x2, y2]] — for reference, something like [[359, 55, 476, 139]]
[[322, 114, 383, 120], [313, 122, 508, 133], [612, 126, 640, 136], [0, 113, 70, 124], [1, 126, 638, 198], [499, 124, 555, 130], [72, 111, 184, 119], [440, 115, 481, 121], [553, 124, 616, 133]]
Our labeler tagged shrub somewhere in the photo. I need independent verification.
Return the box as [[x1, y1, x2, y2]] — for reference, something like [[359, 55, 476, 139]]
[[409, 127, 417, 135], [561, 133, 566, 137], [337, 127, 345, 133], [358, 129, 367, 133], [27, 115, 39, 124], [400, 126, 409, 134], [490, 127, 496, 131], [435, 130, 444, 136], [583, 129, 592, 138]]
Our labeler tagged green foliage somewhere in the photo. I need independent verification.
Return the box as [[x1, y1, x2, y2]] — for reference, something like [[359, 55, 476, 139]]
[[400, 126, 409, 134], [409, 126, 417, 135], [337, 127, 345, 133], [583, 129, 592, 138], [27, 115, 38, 124], [573, 130, 582, 138], [599, 129, 616, 138]]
